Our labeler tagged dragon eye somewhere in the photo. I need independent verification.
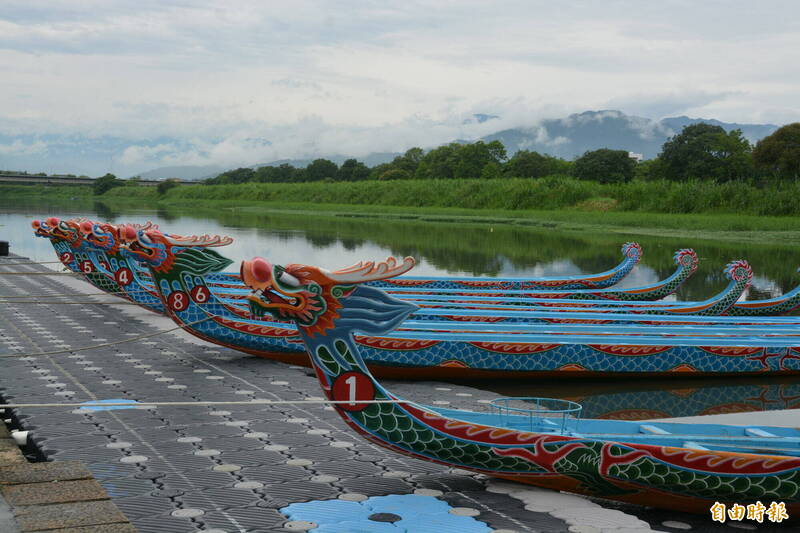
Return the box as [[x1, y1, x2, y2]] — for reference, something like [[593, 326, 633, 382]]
[[80, 221, 93, 233], [46, 217, 59, 227]]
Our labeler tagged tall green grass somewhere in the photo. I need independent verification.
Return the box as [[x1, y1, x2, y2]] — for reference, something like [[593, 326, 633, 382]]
[[162, 177, 800, 216]]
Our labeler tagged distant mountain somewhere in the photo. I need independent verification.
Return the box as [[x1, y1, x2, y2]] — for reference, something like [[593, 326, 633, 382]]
[[482, 110, 779, 160], [0, 110, 782, 178], [134, 165, 225, 181]]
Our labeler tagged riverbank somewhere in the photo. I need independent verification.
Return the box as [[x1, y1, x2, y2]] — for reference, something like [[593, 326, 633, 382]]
[[6, 178, 800, 243]]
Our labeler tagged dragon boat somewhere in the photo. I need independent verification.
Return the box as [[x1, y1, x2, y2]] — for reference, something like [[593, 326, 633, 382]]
[[242, 254, 800, 514], [116, 227, 800, 377]]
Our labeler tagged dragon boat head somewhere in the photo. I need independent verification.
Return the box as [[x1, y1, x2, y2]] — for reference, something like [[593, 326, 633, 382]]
[[45, 217, 87, 246], [120, 225, 233, 273], [242, 256, 418, 338], [78, 220, 121, 252], [31, 219, 55, 239]]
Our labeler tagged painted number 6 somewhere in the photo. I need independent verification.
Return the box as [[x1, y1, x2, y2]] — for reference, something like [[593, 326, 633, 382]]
[[168, 290, 189, 312], [331, 371, 375, 412], [190, 285, 211, 304]]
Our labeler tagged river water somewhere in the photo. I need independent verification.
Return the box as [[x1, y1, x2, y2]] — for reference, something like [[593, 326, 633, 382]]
[[2, 199, 800, 420]]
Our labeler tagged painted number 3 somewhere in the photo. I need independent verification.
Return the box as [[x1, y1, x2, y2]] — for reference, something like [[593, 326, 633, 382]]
[[168, 291, 189, 312], [331, 372, 375, 412]]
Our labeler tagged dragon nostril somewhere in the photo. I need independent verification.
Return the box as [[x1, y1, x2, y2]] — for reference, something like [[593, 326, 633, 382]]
[[31, 220, 41, 229], [251, 257, 273, 284]]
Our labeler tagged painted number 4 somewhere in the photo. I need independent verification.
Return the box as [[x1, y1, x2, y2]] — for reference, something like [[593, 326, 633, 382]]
[[332, 372, 375, 412], [115, 268, 133, 286], [168, 291, 189, 312]]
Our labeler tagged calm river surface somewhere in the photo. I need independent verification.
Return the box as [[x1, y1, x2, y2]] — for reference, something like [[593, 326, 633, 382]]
[[2, 199, 800, 420]]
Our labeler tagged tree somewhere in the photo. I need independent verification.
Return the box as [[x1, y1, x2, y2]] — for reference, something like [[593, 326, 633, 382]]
[[659, 123, 753, 181], [157, 179, 180, 196], [573, 149, 635, 184], [336, 159, 370, 181], [93, 173, 124, 195], [378, 168, 412, 180], [753, 123, 800, 180], [505, 150, 568, 179], [415, 140, 507, 180], [205, 167, 255, 185], [305, 159, 338, 181]]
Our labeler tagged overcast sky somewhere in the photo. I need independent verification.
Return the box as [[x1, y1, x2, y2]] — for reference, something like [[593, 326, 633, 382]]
[[1, 0, 799, 173]]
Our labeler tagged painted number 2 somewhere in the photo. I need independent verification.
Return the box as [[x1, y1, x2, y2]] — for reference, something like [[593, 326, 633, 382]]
[[331, 371, 375, 412], [115, 268, 133, 286], [59, 252, 74, 264], [167, 290, 189, 312]]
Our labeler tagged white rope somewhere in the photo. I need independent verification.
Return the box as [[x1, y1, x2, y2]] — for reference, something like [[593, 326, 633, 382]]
[[0, 271, 82, 276], [0, 399, 410, 409], [0, 289, 153, 298], [0, 300, 150, 306], [0, 316, 214, 359], [0, 260, 70, 266]]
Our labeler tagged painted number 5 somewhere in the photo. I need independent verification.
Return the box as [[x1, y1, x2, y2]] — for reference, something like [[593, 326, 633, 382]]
[[80, 260, 94, 273]]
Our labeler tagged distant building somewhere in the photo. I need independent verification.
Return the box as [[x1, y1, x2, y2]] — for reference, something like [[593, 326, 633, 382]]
[[628, 152, 644, 163]]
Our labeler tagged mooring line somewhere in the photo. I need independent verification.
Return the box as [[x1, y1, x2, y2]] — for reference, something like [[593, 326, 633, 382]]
[[0, 399, 413, 409], [0, 289, 156, 299], [0, 316, 215, 358], [0, 260, 69, 266], [0, 300, 152, 306], [0, 271, 82, 276]]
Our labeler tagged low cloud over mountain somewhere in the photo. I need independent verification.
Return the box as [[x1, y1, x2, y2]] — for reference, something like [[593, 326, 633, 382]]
[[0, 110, 779, 179]]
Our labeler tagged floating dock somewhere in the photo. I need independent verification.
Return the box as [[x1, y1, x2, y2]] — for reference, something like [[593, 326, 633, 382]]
[[0, 255, 785, 532]]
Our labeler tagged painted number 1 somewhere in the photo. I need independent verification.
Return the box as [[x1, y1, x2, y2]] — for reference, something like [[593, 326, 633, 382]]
[[332, 371, 375, 412]]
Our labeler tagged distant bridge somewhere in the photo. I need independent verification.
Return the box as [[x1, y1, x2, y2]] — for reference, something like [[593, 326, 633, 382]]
[[0, 174, 195, 186]]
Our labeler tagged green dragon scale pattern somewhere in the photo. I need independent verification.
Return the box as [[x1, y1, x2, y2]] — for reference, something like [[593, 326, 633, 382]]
[[317, 340, 800, 503]]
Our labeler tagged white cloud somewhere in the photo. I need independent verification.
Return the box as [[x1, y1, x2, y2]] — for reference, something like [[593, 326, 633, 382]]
[[0, 139, 47, 155], [0, 0, 798, 174]]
